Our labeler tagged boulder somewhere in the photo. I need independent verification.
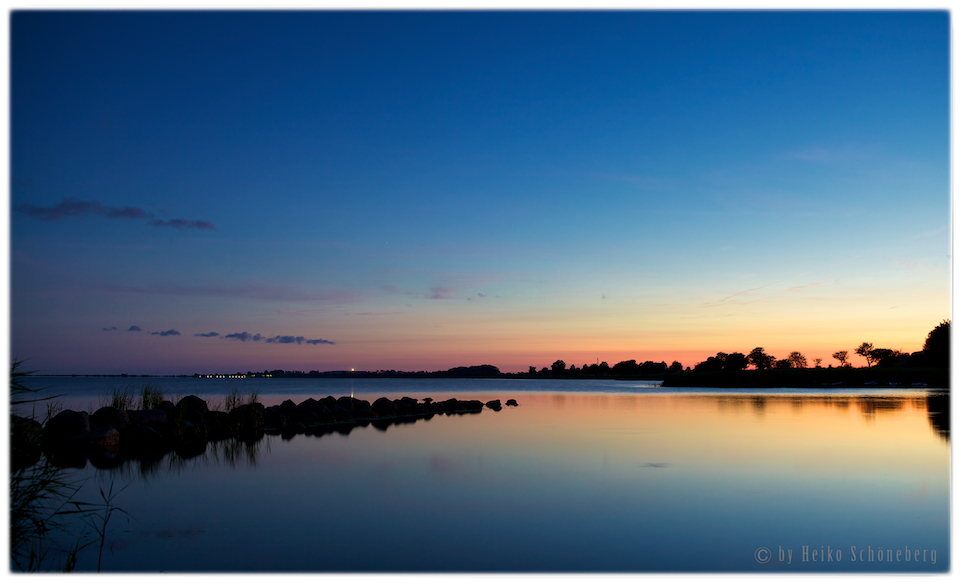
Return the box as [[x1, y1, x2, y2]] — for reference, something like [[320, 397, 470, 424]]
[[135, 425, 167, 451], [311, 401, 335, 423], [230, 403, 265, 437], [352, 400, 377, 420], [372, 397, 399, 417], [10, 415, 43, 471], [264, 407, 286, 430], [75, 426, 120, 449], [485, 399, 502, 411], [292, 409, 318, 424], [176, 395, 209, 414], [394, 400, 411, 416], [10, 414, 42, 449], [91, 406, 130, 431], [180, 420, 204, 443], [42, 410, 90, 445], [204, 410, 232, 439], [328, 402, 354, 422], [280, 399, 298, 415], [505, 399, 519, 407], [125, 409, 168, 429], [183, 408, 205, 427]]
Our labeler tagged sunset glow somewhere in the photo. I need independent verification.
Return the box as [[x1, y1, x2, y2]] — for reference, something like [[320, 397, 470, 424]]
[[9, 11, 949, 374]]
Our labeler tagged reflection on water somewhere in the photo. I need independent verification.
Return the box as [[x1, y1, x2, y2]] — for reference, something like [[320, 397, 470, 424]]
[[21, 387, 950, 573]]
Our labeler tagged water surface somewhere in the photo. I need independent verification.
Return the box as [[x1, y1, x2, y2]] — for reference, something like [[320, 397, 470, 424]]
[[15, 378, 950, 572]]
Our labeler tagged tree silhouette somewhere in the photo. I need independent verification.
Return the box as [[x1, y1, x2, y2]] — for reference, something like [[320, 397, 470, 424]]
[[748, 347, 776, 370], [832, 350, 849, 367], [855, 342, 875, 367], [787, 351, 807, 369], [870, 348, 904, 368], [551, 360, 566, 375], [724, 352, 749, 371], [923, 319, 950, 368]]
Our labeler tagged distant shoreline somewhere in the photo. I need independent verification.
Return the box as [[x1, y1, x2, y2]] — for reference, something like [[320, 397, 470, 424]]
[[27, 366, 949, 389]]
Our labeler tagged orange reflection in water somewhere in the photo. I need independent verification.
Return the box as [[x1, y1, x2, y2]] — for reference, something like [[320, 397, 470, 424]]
[[384, 391, 952, 486]]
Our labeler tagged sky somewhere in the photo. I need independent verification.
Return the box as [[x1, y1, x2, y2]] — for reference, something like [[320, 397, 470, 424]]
[[8, 10, 951, 375]]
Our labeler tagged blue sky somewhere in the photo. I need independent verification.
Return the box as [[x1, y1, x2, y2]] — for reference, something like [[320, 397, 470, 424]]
[[10, 10, 950, 374]]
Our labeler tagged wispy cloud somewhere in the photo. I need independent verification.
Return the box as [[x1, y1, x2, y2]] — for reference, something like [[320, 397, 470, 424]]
[[148, 219, 216, 230], [428, 286, 458, 300], [102, 283, 353, 303], [102, 326, 117, 331], [785, 281, 829, 293], [224, 332, 263, 342], [194, 332, 220, 337], [151, 329, 181, 336], [15, 197, 150, 221], [382, 284, 416, 296], [14, 197, 215, 230], [220, 331, 334, 345], [717, 280, 784, 303], [128, 325, 141, 332]]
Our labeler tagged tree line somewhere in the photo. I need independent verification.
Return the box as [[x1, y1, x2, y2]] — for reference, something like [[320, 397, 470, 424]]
[[530, 320, 949, 377]]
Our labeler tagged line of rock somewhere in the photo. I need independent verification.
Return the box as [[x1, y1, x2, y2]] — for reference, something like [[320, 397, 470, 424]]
[[10, 395, 519, 471]]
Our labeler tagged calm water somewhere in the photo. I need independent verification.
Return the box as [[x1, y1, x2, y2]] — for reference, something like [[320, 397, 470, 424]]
[[14, 377, 951, 572]]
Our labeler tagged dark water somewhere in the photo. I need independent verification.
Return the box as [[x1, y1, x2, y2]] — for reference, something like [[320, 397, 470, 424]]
[[13, 378, 950, 572]]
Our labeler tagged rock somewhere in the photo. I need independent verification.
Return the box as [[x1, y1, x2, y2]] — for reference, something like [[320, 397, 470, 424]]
[[320, 396, 338, 409], [313, 401, 335, 423], [230, 403, 265, 437], [506, 399, 519, 407], [42, 410, 90, 445], [394, 400, 411, 416], [180, 420, 204, 443], [485, 399, 502, 411], [10, 414, 42, 448], [288, 421, 306, 434], [264, 407, 286, 430], [352, 400, 377, 420], [156, 400, 176, 415], [125, 409, 168, 429], [136, 425, 167, 451], [10, 415, 43, 470], [76, 426, 120, 449], [91, 406, 130, 431], [204, 410, 232, 439], [329, 402, 354, 422], [292, 409, 318, 424], [372, 397, 399, 417], [183, 408, 205, 427], [176, 395, 209, 414]]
